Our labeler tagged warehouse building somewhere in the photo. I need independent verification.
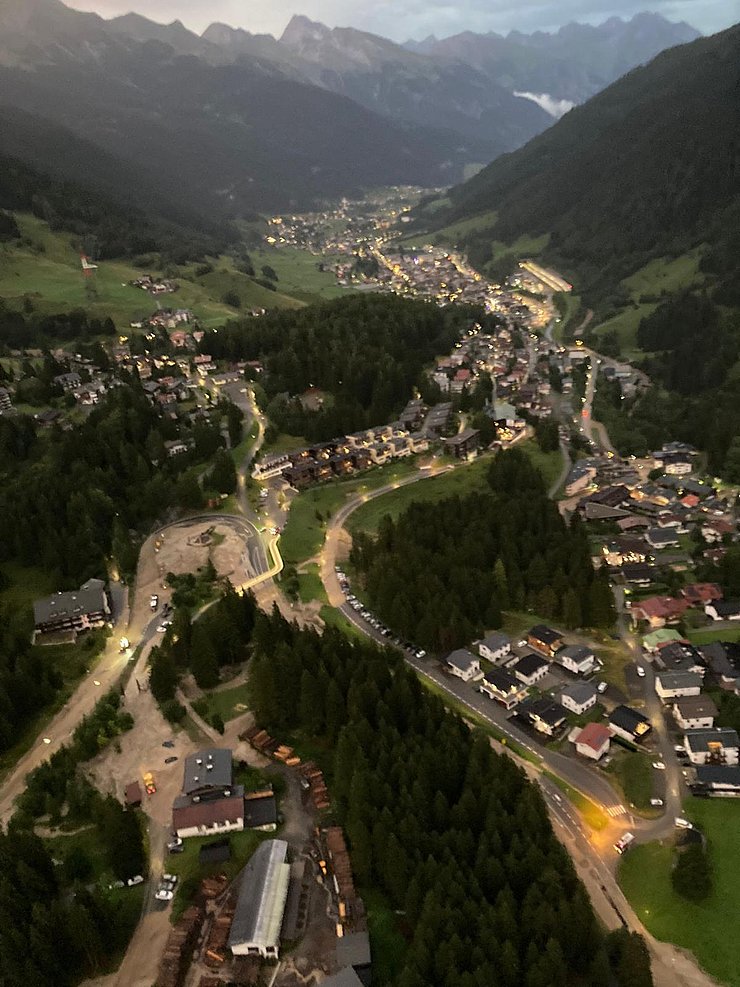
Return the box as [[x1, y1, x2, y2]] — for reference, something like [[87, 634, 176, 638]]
[[228, 840, 291, 958]]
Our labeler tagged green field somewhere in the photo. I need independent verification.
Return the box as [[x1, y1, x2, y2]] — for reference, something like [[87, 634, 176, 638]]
[[423, 209, 499, 244], [251, 247, 347, 303], [201, 682, 251, 723], [346, 456, 492, 535], [619, 800, 740, 986], [591, 251, 706, 354], [0, 214, 302, 328], [605, 749, 656, 813], [319, 605, 367, 641], [297, 564, 329, 605], [687, 626, 740, 645], [552, 292, 582, 343], [279, 461, 420, 564]]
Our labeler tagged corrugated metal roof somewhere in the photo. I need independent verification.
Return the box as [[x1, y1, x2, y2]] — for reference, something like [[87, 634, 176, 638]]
[[228, 840, 290, 953]]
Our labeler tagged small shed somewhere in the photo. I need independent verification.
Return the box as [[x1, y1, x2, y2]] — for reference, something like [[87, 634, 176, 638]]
[[125, 781, 142, 808]]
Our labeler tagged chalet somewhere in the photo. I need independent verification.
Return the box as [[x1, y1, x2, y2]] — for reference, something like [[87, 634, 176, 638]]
[[705, 600, 740, 622], [602, 538, 648, 567], [33, 578, 110, 636], [629, 596, 689, 628], [654, 641, 704, 675], [554, 645, 595, 676], [681, 583, 722, 606], [479, 668, 523, 710], [519, 697, 567, 737], [565, 463, 596, 498], [444, 428, 480, 460], [478, 632, 511, 663], [609, 705, 652, 744], [698, 642, 740, 691], [645, 528, 680, 550], [446, 649, 481, 683], [510, 653, 549, 687], [527, 625, 564, 658], [172, 749, 245, 839], [654, 671, 703, 702], [574, 722, 611, 761], [621, 563, 655, 586], [642, 628, 685, 654], [684, 728, 739, 766], [701, 520, 736, 544], [673, 695, 718, 731], [561, 682, 598, 715]]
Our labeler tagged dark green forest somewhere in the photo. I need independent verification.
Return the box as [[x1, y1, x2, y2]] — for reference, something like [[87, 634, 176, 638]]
[[205, 295, 496, 440], [0, 152, 236, 263], [247, 606, 649, 987], [349, 449, 615, 651]]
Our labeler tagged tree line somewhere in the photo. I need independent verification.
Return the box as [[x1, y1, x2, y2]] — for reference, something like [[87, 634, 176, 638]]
[[246, 606, 651, 986], [349, 449, 614, 652]]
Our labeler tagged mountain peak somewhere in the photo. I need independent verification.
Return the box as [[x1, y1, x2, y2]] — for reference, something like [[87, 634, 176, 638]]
[[280, 14, 331, 46]]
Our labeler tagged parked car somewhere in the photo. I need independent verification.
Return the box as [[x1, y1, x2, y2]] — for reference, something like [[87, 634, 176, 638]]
[[155, 889, 174, 902], [636, 665, 646, 678], [596, 681, 608, 694], [650, 798, 664, 807], [162, 873, 178, 885], [674, 744, 686, 753], [164, 756, 178, 764], [162, 740, 175, 748], [675, 817, 692, 829], [150, 595, 159, 611], [652, 761, 666, 770], [126, 875, 144, 887]]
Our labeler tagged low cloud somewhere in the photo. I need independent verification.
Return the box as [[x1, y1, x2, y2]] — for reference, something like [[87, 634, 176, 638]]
[[514, 92, 577, 118]]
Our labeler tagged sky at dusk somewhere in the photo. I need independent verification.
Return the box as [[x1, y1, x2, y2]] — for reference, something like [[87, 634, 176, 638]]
[[62, 0, 735, 42]]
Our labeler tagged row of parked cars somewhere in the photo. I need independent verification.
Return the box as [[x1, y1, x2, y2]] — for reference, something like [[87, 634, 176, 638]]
[[335, 568, 426, 659], [155, 873, 179, 902]]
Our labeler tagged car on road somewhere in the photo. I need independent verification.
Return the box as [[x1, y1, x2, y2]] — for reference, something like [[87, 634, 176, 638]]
[[650, 798, 664, 807], [675, 817, 692, 829], [126, 875, 144, 887], [156, 625, 168, 633], [164, 756, 178, 764], [415, 650, 426, 659], [596, 681, 608, 694], [674, 744, 686, 753], [155, 889, 174, 901], [517, 639, 527, 648], [150, 594, 159, 611], [652, 761, 666, 770], [636, 665, 646, 678]]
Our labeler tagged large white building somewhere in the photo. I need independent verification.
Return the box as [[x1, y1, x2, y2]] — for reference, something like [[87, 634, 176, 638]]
[[228, 840, 291, 958]]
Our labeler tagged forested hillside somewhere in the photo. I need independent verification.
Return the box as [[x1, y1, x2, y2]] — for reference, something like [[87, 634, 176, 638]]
[[206, 295, 499, 439], [246, 607, 649, 986], [350, 449, 614, 650]]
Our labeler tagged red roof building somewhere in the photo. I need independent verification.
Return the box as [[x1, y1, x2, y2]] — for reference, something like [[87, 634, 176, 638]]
[[629, 596, 690, 628], [681, 583, 723, 605], [574, 722, 611, 761]]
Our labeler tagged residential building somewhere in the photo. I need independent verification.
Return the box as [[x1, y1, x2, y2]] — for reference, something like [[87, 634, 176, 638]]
[[645, 528, 680, 550], [561, 682, 598, 715], [555, 645, 595, 676], [654, 671, 703, 702], [642, 628, 685, 654], [609, 705, 652, 743], [446, 649, 481, 682], [478, 632, 511, 663], [693, 765, 740, 796], [33, 578, 110, 636], [574, 722, 611, 761], [444, 428, 480, 460], [244, 791, 278, 832], [172, 749, 245, 839], [654, 641, 704, 675], [681, 583, 722, 606], [527, 624, 564, 658], [629, 596, 689, 628], [479, 668, 524, 710], [684, 728, 739, 766], [519, 697, 567, 737], [673, 695, 718, 730], [511, 653, 549, 687], [228, 840, 290, 958], [699, 641, 740, 691]]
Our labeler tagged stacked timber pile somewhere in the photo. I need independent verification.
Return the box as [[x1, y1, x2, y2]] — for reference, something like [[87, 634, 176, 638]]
[[241, 726, 301, 767], [157, 905, 203, 987], [301, 762, 330, 811], [203, 899, 235, 968]]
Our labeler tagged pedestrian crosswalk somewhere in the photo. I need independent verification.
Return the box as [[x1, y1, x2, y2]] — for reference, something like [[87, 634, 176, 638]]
[[606, 804, 627, 817]]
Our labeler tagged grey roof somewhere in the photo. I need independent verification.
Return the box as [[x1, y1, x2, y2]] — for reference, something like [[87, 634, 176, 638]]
[[322, 970, 365, 987], [558, 645, 594, 663], [336, 931, 372, 968], [609, 704, 651, 732], [482, 667, 520, 692], [479, 632, 511, 653], [684, 728, 739, 753], [529, 625, 563, 645], [674, 695, 718, 719], [33, 582, 108, 627], [182, 748, 233, 795], [228, 840, 290, 952], [561, 682, 598, 705], [655, 671, 703, 691], [695, 765, 740, 788], [447, 649, 478, 673]]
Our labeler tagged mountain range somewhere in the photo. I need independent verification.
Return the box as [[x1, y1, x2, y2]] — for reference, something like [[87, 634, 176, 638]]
[[0, 0, 701, 225]]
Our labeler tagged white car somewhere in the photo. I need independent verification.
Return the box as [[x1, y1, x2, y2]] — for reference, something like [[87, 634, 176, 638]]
[[596, 681, 608, 694], [155, 889, 174, 902], [650, 798, 664, 807], [126, 875, 144, 887], [156, 625, 168, 633], [636, 665, 646, 678], [162, 873, 178, 885], [652, 761, 666, 770]]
